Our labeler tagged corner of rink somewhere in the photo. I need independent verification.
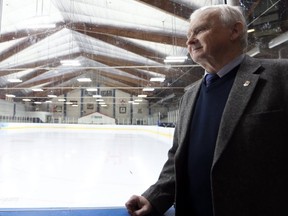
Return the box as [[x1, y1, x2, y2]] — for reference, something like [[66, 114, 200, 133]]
[[0, 122, 8, 129]]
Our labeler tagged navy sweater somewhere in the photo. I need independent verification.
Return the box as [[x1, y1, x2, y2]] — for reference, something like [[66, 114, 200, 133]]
[[187, 67, 238, 216]]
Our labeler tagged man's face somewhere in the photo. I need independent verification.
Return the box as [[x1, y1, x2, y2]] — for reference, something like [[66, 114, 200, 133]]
[[186, 10, 232, 67]]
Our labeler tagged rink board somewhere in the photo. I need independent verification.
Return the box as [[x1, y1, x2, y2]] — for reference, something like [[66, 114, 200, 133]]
[[0, 207, 175, 216]]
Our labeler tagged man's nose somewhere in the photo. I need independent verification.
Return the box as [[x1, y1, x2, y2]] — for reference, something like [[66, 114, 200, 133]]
[[186, 36, 194, 46]]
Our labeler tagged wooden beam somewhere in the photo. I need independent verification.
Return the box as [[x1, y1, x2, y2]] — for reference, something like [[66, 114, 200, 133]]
[[78, 31, 167, 64], [136, 0, 194, 20], [71, 23, 187, 47]]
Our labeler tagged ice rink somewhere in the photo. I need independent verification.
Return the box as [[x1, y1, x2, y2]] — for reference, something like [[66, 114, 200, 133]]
[[0, 123, 174, 208]]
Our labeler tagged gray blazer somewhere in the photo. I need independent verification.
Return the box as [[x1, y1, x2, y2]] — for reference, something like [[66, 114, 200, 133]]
[[142, 55, 288, 216]]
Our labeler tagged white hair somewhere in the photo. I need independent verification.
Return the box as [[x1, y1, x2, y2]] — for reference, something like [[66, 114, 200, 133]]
[[190, 5, 248, 51]]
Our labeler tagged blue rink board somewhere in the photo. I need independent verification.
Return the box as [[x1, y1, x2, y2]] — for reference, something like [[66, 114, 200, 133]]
[[0, 207, 175, 216]]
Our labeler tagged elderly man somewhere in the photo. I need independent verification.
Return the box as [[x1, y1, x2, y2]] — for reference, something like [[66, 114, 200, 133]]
[[125, 4, 288, 216]]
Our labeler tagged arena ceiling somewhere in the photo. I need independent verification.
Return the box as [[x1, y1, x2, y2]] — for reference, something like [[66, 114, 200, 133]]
[[0, 0, 287, 107]]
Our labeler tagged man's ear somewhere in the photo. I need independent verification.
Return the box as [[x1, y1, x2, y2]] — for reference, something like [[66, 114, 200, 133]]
[[230, 21, 244, 41]]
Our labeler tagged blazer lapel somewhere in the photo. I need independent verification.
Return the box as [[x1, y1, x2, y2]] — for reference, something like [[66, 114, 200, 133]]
[[212, 56, 262, 166], [177, 80, 202, 152]]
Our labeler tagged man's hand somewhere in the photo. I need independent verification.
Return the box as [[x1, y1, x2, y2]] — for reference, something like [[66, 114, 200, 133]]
[[125, 195, 153, 216]]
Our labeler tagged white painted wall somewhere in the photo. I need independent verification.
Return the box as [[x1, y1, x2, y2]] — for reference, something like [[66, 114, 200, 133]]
[[78, 112, 116, 124], [0, 99, 26, 116]]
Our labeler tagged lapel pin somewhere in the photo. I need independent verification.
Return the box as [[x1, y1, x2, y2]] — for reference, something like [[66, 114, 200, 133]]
[[243, 81, 250, 87]]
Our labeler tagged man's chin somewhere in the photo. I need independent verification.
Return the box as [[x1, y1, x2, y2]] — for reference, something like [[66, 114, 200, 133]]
[[191, 56, 202, 64], [191, 52, 203, 62]]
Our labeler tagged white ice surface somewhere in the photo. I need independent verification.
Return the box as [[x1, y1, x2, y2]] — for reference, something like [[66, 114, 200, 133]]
[[0, 123, 174, 208]]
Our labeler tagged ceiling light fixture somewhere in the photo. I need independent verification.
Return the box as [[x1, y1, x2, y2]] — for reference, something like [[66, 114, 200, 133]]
[[143, 87, 155, 92], [92, 94, 102, 98], [164, 56, 188, 63], [138, 94, 147, 98], [268, 31, 288, 48], [247, 28, 255, 33], [7, 78, 22, 83], [247, 46, 260, 57], [77, 78, 92, 82], [6, 94, 15, 97], [22, 98, 31, 102], [32, 88, 43, 92], [47, 94, 57, 98], [150, 77, 165, 82], [86, 88, 98, 92]]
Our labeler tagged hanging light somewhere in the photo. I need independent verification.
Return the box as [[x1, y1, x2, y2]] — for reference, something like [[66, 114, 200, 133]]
[[32, 88, 43, 92], [6, 94, 16, 97], [7, 78, 22, 83], [164, 56, 188, 63], [77, 78, 92, 82], [138, 94, 147, 98], [150, 77, 165, 82], [92, 94, 102, 98], [86, 88, 98, 92], [143, 87, 155, 92], [48, 94, 57, 98]]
